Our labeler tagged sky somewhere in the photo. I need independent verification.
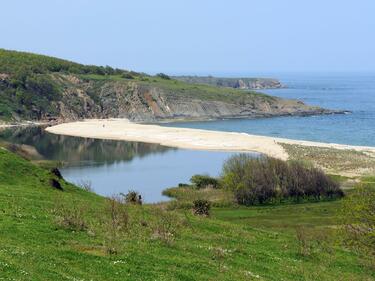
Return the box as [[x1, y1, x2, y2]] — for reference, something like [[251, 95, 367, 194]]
[[1, 0, 375, 75]]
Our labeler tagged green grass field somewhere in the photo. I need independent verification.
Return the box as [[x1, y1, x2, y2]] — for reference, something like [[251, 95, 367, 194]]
[[0, 147, 373, 280]]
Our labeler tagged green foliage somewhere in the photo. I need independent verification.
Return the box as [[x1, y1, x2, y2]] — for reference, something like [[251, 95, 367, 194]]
[[190, 174, 220, 189], [0, 48, 125, 76], [0, 71, 62, 120], [222, 154, 343, 205], [155, 73, 171, 80], [121, 72, 135, 79]]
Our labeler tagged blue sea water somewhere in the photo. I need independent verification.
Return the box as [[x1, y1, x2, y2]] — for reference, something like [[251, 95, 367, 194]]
[[163, 73, 375, 146]]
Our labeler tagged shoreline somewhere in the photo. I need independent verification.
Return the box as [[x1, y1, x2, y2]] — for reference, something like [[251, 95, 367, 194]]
[[0, 121, 51, 129], [45, 119, 375, 161]]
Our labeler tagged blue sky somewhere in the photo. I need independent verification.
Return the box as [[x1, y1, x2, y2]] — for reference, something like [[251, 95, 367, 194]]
[[2, 0, 375, 74]]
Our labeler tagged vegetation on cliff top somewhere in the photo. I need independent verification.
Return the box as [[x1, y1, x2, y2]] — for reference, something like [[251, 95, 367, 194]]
[[173, 75, 283, 89]]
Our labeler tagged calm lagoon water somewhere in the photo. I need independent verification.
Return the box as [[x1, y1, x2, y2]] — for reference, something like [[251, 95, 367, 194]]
[[164, 73, 375, 146], [1, 73, 374, 202], [0, 126, 241, 203]]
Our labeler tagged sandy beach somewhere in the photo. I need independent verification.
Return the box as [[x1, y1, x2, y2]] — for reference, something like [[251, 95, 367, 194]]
[[45, 119, 375, 160]]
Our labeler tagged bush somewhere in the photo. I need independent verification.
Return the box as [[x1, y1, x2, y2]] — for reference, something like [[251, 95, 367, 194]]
[[222, 154, 343, 206], [121, 73, 135, 79], [50, 178, 63, 191], [50, 167, 63, 179], [122, 190, 142, 205], [193, 199, 211, 216], [155, 73, 171, 80], [190, 174, 219, 189]]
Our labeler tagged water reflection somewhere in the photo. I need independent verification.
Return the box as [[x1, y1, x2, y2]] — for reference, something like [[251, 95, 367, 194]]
[[0, 126, 173, 167], [0, 126, 247, 202]]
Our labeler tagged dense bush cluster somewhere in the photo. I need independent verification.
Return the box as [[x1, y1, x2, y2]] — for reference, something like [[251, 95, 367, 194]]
[[222, 154, 343, 205], [190, 174, 219, 189], [155, 73, 171, 80], [0, 71, 62, 120], [0, 49, 126, 76]]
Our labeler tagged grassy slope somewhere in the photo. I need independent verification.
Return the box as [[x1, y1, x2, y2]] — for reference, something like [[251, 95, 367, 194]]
[[0, 148, 373, 280]]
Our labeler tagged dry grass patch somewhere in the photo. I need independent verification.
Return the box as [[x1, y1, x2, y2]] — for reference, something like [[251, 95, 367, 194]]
[[281, 143, 375, 177]]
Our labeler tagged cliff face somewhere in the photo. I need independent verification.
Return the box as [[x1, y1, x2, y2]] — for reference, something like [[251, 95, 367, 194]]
[[0, 49, 340, 124], [46, 74, 331, 123], [173, 76, 283, 89]]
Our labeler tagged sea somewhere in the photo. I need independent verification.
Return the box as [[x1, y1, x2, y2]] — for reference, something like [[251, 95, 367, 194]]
[[163, 73, 375, 146]]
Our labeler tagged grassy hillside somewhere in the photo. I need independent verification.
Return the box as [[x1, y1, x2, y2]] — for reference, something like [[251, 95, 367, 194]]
[[0, 49, 139, 121], [0, 147, 373, 280]]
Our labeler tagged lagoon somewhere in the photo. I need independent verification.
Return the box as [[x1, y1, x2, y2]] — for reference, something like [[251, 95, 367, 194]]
[[0, 126, 241, 202]]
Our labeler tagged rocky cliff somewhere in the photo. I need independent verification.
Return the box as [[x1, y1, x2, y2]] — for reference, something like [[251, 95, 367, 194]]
[[173, 76, 283, 89], [0, 49, 340, 124], [44, 74, 334, 123]]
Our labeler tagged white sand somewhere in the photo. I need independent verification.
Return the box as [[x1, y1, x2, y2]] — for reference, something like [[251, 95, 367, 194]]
[[45, 119, 375, 160]]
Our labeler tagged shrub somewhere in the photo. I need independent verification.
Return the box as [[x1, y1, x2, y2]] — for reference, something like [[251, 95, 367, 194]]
[[222, 154, 343, 206], [155, 73, 171, 80], [121, 73, 134, 79], [50, 178, 63, 191], [122, 190, 142, 205], [193, 199, 211, 216], [50, 167, 63, 179], [190, 174, 219, 189]]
